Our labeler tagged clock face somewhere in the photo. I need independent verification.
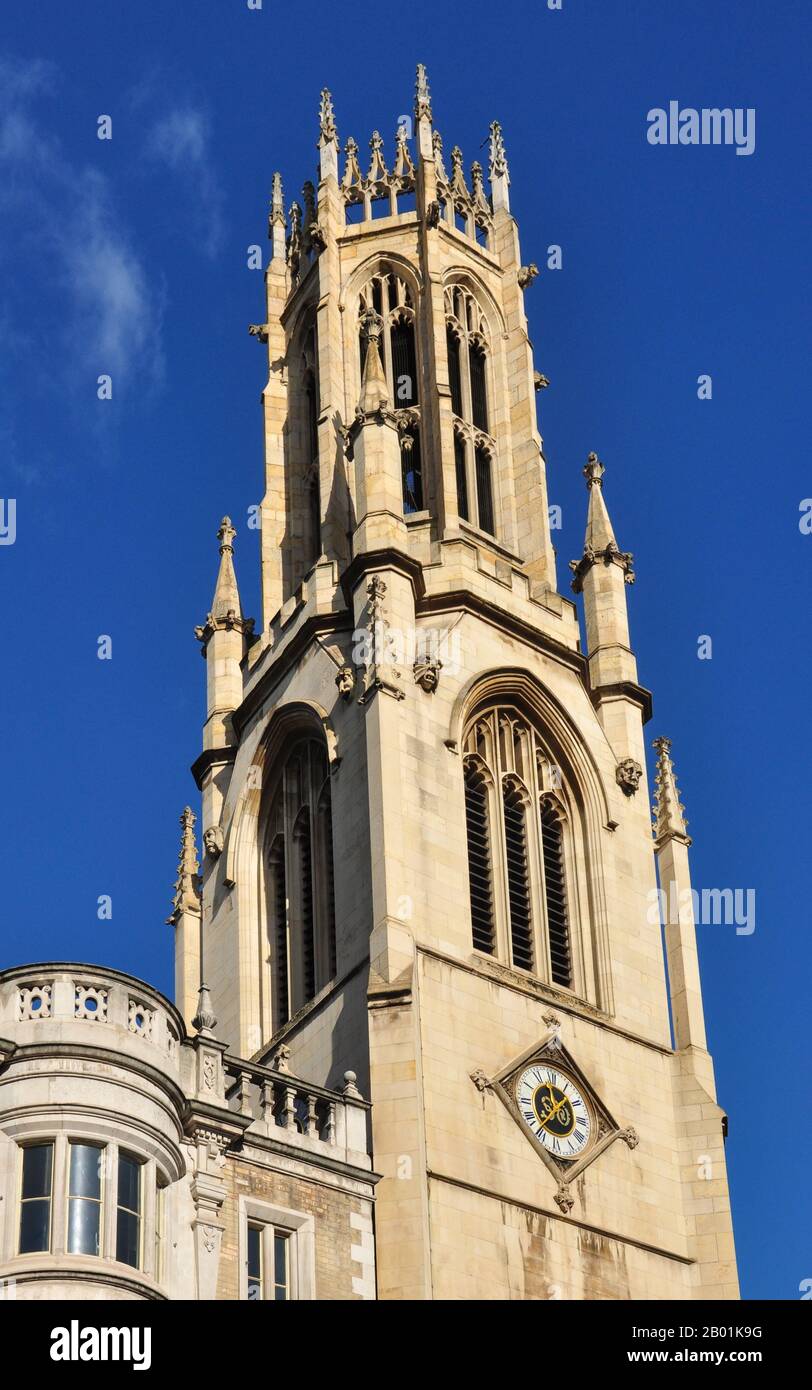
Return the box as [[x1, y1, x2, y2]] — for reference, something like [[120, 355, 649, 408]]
[[515, 1063, 592, 1160]]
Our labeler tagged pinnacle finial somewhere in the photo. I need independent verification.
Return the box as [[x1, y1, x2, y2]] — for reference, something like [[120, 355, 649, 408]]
[[167, 807, 201, 925], [192, 981, 217, 1038], [358, 309, 389, 412], [415, 63, 432, 123], [269, 173, 285, 226], [319, 87, 338, 145], [652, 737, 691, 847], [489, 120, 510, 183], [584, 451, 605, 489], [217, 516, 235, 552]]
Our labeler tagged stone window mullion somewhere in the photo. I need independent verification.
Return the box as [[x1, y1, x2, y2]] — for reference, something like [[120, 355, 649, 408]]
[[104, 1142, 118, 1263], [52, 1132, 68, 1256]]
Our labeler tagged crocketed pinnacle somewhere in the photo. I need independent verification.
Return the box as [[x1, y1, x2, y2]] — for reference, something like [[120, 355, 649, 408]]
[[167, 807, 201, 925], [652, 737, 692, 847]]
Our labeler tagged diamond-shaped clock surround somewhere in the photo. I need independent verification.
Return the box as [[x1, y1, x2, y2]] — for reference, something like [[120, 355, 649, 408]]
[[470, 1015, 639, 1214]]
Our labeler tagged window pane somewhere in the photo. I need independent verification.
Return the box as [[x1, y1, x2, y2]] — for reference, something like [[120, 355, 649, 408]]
[[19, 1198, 50, 1253], [247, 1224, 262, 1300], [21, 1143, 52, 1200], [117, 1154, 141, 1214], [274, 1233, 289, 1300], [68, 1197, 101, 1256], [116, 1209, 140, 1268], [401, 429, 423, 513], [69, 1143, 102, 1199]]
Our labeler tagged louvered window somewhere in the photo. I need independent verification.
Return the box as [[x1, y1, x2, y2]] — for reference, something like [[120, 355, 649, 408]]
[[268, 837, 289, 1026], [391, 320, 418, 405], [541, 802, 572, 987], [265, 738, 337, 1031], [475, 445, 495, 535], [462, 707, 581, 995], [464, 762, 495, 954], [294, 810, 316, 1003], [447, 329, 463, 417], [503, 782, 534, 971], [454, 433, 469, 521], [469, 343, 488, 432]]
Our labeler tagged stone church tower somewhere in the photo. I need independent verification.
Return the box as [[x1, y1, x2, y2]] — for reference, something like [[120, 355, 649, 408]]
[[187, 67, 738, 1300]]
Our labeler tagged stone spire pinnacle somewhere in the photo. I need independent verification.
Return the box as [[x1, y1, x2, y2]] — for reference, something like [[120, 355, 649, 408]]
[[269, 172, 285, 226], [194, 517, 255, 649], [415, 63, 432, 123], [489, 120, 510, 211], [652, 737, 691, 847], [319, 87, 338, 146], [167, 807, 201, 925], [268, 172, 286, 260], [570, 454, 635, 592], [358, 310, 389, 413]]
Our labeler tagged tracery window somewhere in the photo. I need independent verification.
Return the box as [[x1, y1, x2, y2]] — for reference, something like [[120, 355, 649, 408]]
[[265, 738, 337, 1027], [445, 286, 496, 534], [358, 270, 423, 513], [462, 707, 576, 990]]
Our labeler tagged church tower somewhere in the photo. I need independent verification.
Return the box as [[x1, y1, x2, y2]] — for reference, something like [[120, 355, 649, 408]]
[[188, 67, 738, 1300]]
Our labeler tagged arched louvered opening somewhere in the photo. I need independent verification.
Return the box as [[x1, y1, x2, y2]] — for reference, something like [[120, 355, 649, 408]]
[[541, 801, 572, 987], [447, 328, 463, 417], [267, 836, 289, 1028], [454, 433, 469, 521], [469, 342, 488, 432], [462, 706, 585, 994], [264, 736, 337, 1030], [502, 781, 533, 971], [391, 318, 418, 406], [401, 429, 423, 513], [475, 444, 495, 535], [293, 809, 316, 1005], [464, 761, 495, 955]]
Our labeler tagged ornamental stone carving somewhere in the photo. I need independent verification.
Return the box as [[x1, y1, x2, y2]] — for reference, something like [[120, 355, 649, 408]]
[[203, 825, 224, 859], [616, 758, 643, 796]]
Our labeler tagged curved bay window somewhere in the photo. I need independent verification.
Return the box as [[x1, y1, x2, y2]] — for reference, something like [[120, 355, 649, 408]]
[[264, 738, 337, 1028], [358, 269, 422, 514], [445, 285, 497, 535], [462, 707, 577, 991]]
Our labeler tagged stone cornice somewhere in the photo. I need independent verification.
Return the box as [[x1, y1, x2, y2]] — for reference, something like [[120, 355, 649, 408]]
[[190, 744, 238, 791], [417, 588, 586, 678], [589, 679, 653, 724]]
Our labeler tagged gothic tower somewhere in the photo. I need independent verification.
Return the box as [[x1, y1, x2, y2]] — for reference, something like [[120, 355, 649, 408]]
[[186, 67, 738, 1300]]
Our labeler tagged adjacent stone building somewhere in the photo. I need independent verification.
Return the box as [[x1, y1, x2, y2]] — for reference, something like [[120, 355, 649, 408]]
[[0, 67, 738, 1301]]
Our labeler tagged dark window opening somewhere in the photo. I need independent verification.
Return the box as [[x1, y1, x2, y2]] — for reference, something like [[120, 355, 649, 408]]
[[541, 804, 572, 988], [454, 434, 469, 521], [391, 319, 418, 406], [465, 764, 495, 954], [469, 343, 488, 432], [447, 329, 463, 417], [503, 785, 533, 971], [401, 430, 423, 513], [475, 445, 495, 535]]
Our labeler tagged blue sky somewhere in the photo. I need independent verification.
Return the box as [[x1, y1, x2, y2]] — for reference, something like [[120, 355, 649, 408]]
[[1, 1, 808, 1299]]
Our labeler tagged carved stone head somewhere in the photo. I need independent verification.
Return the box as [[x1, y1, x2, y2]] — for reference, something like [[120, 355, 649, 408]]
[[203, 825, 224, 859], [616, 758, 643, 796], [335, 663, 355, 698], [413, 658, 441, 693]]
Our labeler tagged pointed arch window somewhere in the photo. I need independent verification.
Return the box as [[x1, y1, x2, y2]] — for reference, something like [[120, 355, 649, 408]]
[[264, 738, 337, 1029], [462, 707, 580, 992], [444, 285, 496, 535], [358, 270, 422, 515]]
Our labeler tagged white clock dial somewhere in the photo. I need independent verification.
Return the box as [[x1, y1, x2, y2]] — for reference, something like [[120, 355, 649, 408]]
[[515, 1063, 592, 1159]]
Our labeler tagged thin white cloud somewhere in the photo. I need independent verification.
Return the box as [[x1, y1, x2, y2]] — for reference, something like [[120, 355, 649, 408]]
[[0, 55, 164, 408], [145, 105, 225, 258]]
